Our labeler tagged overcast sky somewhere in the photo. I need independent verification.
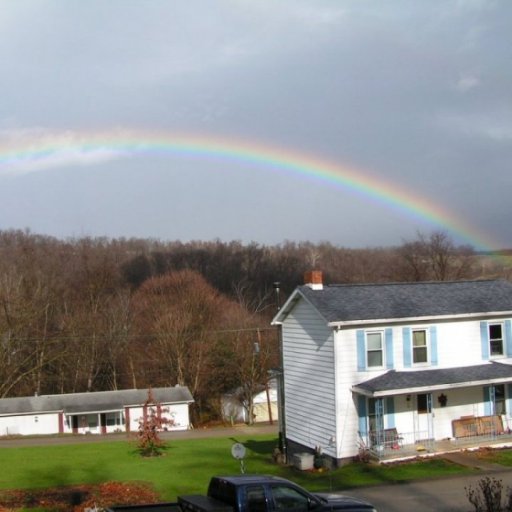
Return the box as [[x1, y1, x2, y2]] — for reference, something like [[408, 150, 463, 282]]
[[0, 1, 510, 250]]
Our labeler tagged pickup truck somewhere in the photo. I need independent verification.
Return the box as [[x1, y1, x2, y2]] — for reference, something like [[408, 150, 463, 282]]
[[106, 475, 377, 512]]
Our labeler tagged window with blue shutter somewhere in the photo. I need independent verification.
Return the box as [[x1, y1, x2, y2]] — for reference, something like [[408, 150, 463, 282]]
[[403, 327, 412, 368], [385, 328, 394, 369]]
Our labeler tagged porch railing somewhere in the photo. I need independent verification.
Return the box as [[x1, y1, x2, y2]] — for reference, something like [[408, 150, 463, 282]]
[[360, 429, 434, 460], [359, 416, 512, 461]]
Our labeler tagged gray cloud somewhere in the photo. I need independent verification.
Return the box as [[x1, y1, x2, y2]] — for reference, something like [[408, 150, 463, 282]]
[[0, 0, 510, 249]]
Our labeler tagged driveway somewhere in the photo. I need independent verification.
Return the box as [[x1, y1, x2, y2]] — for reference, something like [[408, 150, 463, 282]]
[[346, 469, 512, 512]]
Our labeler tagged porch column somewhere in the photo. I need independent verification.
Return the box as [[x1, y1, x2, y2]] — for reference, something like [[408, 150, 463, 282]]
[[484, 385, 496, 416], [490, 385, 496, 416], [125, 407, 130, 432]]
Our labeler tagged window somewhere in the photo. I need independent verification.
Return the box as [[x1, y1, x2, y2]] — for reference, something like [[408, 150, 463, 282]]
[[489, 324, 504, 356], [271, 485, 309, 512], [495, 384, 506, 415], [412, 329, 428, 364], [246, 486, 267, 512], [366, 331, 384, 367]]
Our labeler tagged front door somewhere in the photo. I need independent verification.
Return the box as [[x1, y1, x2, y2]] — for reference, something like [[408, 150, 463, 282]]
[[414, 393, 433, 441]]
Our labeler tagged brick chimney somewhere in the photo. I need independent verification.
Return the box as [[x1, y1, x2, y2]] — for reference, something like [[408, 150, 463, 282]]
[[304, 270, 323, 290]]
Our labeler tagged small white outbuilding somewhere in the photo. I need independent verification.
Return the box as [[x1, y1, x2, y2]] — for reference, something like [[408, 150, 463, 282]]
[[0, 386, 194, 436]]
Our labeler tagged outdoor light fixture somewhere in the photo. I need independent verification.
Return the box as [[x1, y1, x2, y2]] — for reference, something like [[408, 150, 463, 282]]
[[438, 393, 447, 407]]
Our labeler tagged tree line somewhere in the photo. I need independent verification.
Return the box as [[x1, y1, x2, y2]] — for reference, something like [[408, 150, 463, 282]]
[[0, 229, 509, 423]]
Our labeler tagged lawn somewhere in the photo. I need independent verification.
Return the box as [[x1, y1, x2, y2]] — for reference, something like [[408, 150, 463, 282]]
[[478, 447, 512, 466], [0, 433, 475, 504]]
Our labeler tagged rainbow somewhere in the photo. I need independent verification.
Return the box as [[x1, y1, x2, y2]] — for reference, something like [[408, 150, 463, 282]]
[[0, 130, 499, 251]]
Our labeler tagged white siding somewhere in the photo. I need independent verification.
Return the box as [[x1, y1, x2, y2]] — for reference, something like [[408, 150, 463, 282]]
[[437, 319, 493, 368], [128, 403, 190, 432], [0, 412, 60, 436], [282, 299, 336, 457], [334, 329, 378, 459]]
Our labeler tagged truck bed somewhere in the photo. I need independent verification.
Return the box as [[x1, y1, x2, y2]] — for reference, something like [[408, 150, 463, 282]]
[[106, 502, 181, 512], [178, 494, 233, 512]]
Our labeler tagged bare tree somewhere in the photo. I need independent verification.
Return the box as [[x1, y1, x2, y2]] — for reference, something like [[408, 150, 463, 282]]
[[131, 270, 229, 409], [398, 231, 475, 282]]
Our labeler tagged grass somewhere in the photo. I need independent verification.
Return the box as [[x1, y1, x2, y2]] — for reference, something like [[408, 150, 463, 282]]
[[478, 447, 512, 467], [0, 434, 475, 502]]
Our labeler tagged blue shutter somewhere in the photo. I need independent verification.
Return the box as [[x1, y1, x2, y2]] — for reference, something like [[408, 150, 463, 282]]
[[507, 384, 512, 417], [385, 328, 394, 369], [505, 320, 512, 357], [430, 325, 438, 366], [357, 330, 366, 371], [481, 321, 490, 360], [483, 386, 492, 416], [403, 327, 412, 368], [386, 397, 395, 428], [358, 395, 368, 437]]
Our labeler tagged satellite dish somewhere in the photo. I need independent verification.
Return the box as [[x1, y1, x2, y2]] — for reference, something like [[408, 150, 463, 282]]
[[231, 443, 246, 460]]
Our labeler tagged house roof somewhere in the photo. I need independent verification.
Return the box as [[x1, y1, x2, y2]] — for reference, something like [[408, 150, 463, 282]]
[[352, 361, 512, 397], [277, 280, 512, 325], [0, 386, 194, 416]]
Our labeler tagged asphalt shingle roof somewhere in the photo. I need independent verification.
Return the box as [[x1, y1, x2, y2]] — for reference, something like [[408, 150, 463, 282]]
[[0, 387, 194, 416], [298, 280, 512, 323], [354, 362, 512, 394]]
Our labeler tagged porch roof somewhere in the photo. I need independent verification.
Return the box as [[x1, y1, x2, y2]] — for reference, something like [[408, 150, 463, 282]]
[[352, 361, 512, 397]]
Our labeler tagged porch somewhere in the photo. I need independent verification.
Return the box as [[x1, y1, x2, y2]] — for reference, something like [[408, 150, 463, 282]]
[[66, 410, 125, 434], [352, 361, 512, 462], [359, 417, 512, 462]]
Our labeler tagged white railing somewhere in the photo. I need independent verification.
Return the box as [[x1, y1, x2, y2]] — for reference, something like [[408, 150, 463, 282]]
[[360, 429, 434, 460]]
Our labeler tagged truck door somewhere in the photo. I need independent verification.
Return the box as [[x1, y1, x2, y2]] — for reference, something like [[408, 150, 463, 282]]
[[269, 484, 309, 512], [245, 485, 268, 512]]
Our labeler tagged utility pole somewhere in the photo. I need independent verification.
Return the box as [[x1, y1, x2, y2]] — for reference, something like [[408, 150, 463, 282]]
[[273, 281, 287, 462]]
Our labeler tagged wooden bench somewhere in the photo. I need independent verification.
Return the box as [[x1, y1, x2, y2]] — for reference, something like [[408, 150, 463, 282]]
[[452, 415, 504, 438]]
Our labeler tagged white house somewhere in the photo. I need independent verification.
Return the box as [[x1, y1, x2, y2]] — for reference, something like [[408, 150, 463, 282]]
[[0, 386, 194, 436], [222, 380, 278, 424], [272, 271, 512, 464]]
